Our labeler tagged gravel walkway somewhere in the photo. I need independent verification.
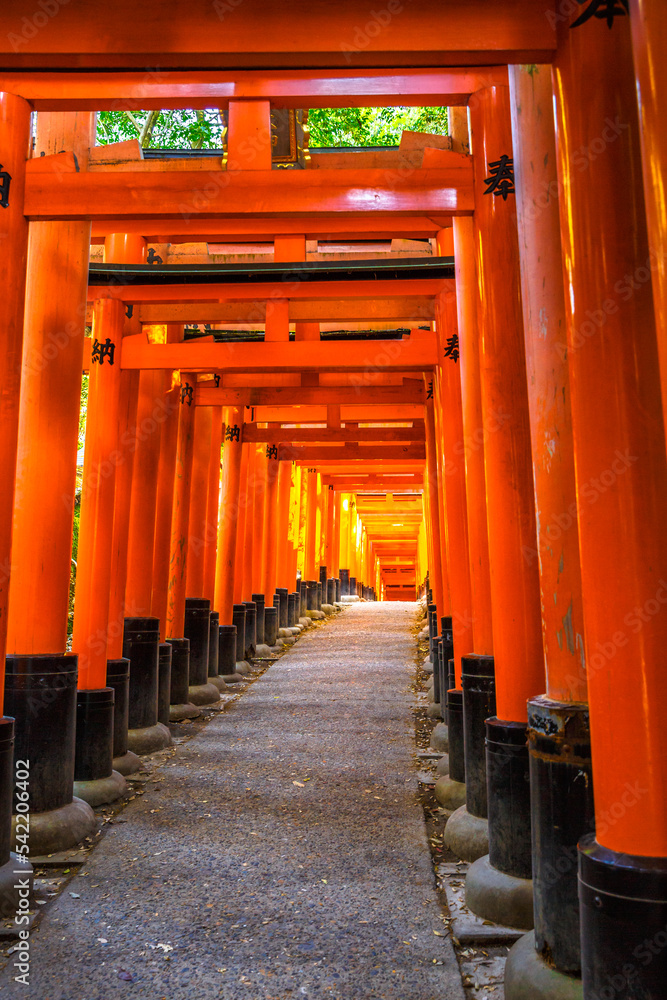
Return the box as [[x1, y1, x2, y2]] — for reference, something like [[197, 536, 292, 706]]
[[3, 601, 465, 1000]]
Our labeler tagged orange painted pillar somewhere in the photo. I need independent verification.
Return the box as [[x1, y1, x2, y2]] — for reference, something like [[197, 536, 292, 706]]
[[274, 234, 319, 341], [507, 63, 592, 984], [339, 494, 351, 576], [0, 92, 30, 713], [203, 406, 224, 605], [251, 444, 267, 593], [434, 281, 475, 682], [185, 403, 213, 599], [509, 67, 587, 705], [348, 499, 358, 583], [424, 393, 446, 615], [470, 85, 544, 723], [304, 468, 318, 581], [151, 333, 182, 639], [262, 447, 281, 600], [8, 110, 95, 658], [241, 445, 257, 601], [107, 362, 140, 654], [214, 407, 243, 624], [73, 233, 147, 689], [227, 100, 272, 170], [332, 492, 341, 578], [432, 360, 452, 615], [325, 485, 335, 576], [233, 443, 250, 604], [125, 365, 168, 615], [165, 373, 196, 639], [287, 463, 300, 591], [629, 0, 667, 423], [453, 85, 543, 885], [274, 459, 293, 591], [452, 215, 494, 656], [553, 10, 667, 987]]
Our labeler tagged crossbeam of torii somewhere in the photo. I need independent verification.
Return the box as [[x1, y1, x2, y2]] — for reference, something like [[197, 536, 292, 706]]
[[0, 0, 556, 70]]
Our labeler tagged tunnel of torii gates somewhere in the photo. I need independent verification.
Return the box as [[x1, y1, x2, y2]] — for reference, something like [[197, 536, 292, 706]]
[[0, 0, 665, 997]]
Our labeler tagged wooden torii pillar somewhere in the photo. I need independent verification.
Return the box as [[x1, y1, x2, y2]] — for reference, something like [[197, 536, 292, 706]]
[[0, 91, 33, 884], [445, 84, 545, 920], [552, 9, 667, 995], [502, 62, 591, 995]]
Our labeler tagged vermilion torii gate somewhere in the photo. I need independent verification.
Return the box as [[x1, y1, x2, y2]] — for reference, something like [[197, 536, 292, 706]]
[[0, 3, 666, 998]]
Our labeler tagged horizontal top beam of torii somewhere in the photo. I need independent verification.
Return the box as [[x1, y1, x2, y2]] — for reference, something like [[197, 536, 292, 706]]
[[112, 330, 436, 374], [0, 1, 556, 70], [242, 423, 425, 443], [26, 157, 472, 223], [0, 67, 510, 111]]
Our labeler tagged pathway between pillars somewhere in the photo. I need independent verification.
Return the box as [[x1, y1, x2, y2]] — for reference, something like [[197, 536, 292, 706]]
[[3, 602, 465, 1000]]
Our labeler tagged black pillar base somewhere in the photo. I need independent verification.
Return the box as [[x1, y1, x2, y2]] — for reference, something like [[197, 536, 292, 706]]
[[208, 611, 227, 688], [447, 689, 466, 784], [445, 655, 495, 863], [123, 617, 161, 731], [166, 637, 200, 720], [263, 610, 278, 649], [242, 601, 257, 659], [579, 838, 667, 1000], [157, 643, 172, 725], [106, 658, 141, 774], [465, 717, 533, 929], [232, 604, 247, 663], [528, 697, 593, 976], [73, 688, 127, 807], [487, 718, 532, 878], [184, 598, 211, 687], [335, 578, 341, 602], [288, 593, 298, 627], [217, 624, 245, 683], [340, 569, 350, 597], [461, 654, 496, 819], [251, 595, 265, 644], [275, 589, 288, 629], [4, 654, 97, 855]]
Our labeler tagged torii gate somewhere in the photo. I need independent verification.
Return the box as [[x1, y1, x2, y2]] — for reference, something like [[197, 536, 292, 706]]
[[0, 4, 666, 998]]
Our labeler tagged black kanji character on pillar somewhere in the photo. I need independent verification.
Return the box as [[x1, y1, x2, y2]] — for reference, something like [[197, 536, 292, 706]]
[[125, 303, 134, 319], [571, 0, 628, 28], [426, 380, 434, 399], [180, 382, 193, 406], [484, 155, 515, 200], [225, 424, 241, 442], [213, 374, 221, 388], [0, 165, 12, 208], [444, 333, 460, 363], [147, 247, 163, 265], [266, 444, 278, 459], [91, 338, 116, 366]]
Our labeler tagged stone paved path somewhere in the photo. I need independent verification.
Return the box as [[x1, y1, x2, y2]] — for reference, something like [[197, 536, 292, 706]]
[[3, 602, 465, 1000]]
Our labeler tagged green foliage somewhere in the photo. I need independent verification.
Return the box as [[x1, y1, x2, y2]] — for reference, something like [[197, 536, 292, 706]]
[[78, 372, 89, 450], [307, 107, 448, 147], [97, 109, 225, 148], [96, 106, 448, 149]]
